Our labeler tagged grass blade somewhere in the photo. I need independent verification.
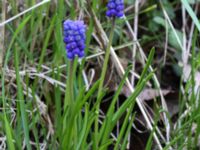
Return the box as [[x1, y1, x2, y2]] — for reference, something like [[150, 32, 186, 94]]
[[181, 0, 200, 32], [14, 46, 31, 149]]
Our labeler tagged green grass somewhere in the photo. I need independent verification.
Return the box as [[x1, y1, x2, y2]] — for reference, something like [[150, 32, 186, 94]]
[[1, 0, 200, 149]]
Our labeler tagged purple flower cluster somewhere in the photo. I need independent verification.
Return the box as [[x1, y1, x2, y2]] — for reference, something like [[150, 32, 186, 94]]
[[63, 20, 86, 60], [106, 0, 124, 18]]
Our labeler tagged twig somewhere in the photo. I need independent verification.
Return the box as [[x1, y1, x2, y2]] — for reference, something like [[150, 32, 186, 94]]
[[182, 3, 187, 66], [160, 2, 183, 51], [129, 1, 140, 149], [163, 14, 169, 65], [131, 0, 139, 86], [186, 4, 198, 58]]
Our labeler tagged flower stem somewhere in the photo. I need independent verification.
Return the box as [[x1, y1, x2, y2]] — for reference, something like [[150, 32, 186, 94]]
[[97, 19, 115, 100], [94, 18, 115, 148], [66, 60, 74, 107], [69, 61, 74, 102], [63, 60, 74, 132]]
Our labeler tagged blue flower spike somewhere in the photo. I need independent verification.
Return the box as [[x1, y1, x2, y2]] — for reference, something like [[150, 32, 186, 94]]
[[63, 20, 86, 60], [106, 0, 124, 18]]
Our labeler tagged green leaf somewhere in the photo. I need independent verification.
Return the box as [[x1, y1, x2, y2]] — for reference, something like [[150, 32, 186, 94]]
[[182, 0, 200, 32], [76, 104, 89, 150], [153, 16, 165, 27], [187, 0, 200, 4], [5, 15, 31, 66], [99, 66, 132, 145], [112, 72, 154, 124], [14, 44, 31, 150], [4, 115, 15, 150], [154, 16, 183, 50], [168, 29, 183, 51]]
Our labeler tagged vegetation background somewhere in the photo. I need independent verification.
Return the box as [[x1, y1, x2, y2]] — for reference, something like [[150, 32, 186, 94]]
[[0, 0, 200, 149]]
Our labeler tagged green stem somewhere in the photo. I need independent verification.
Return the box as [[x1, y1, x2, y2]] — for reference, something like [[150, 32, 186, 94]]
[[69, 61, 74, 102], [65, 60, 74, 109], [63, 60, 74, 134], [94, 19, 115, 148], [97, 19, 115, 100]]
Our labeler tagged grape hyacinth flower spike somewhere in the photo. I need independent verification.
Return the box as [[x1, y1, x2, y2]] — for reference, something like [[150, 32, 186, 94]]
[[106, 0, 124, 18], [63, 20, 86, 60]]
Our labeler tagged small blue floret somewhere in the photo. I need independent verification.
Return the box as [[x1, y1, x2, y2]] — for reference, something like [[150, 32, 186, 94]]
[[63, 20, 86, 60], [106, 0, 124, 18]]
